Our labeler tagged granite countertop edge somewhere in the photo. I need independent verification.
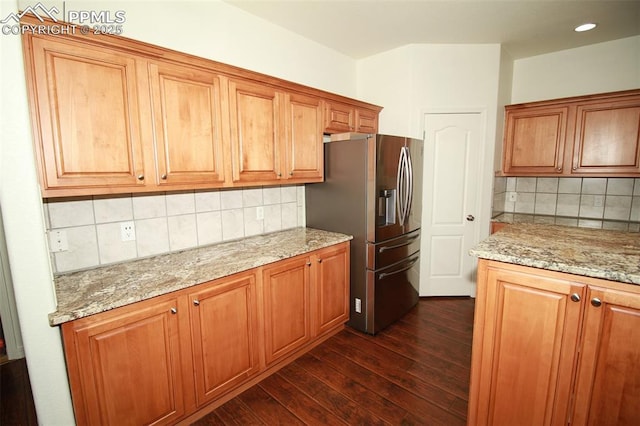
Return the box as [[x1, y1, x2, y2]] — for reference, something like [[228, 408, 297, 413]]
[[470, 223, 640, 286], [50, 227, 352, 326]]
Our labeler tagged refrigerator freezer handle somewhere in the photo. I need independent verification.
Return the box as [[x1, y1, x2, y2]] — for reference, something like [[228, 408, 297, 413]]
[[378, 255, 420, 280], [406, 148, 414, 220]]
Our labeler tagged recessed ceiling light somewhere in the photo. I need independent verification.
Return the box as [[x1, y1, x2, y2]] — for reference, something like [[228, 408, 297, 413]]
[[575, 23, 597, 32]]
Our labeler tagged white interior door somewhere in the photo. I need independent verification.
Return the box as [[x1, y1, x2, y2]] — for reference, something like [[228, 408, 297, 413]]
[[420, 113, 482, 296]]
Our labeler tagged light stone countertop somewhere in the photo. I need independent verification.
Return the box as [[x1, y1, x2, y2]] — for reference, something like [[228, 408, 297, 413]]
[[492, 212, 640, 232], [470, 223, 640, 285], [50, 227, 352, 326]]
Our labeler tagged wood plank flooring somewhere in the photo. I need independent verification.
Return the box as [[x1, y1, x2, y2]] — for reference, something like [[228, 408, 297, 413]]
[[0, 357, 38, 426], [193, 296, 475, 425]]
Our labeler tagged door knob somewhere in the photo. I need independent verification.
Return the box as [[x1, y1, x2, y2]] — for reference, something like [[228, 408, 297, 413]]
[[466, 215, 475, 222]]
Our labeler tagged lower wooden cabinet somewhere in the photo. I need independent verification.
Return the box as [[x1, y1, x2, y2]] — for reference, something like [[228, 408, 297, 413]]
[[188, 271, 260, 406], [61, 242, 350, 425], [313, 243, 350, 336], [469, 259, 640, 426], [262, 255, 312, 365], [61, 293, 190, 426]]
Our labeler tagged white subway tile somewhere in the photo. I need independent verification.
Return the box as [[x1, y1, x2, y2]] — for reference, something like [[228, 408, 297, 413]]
[[221, 189, 243, 210], [96, 222, 138, 264], [515, 177, 536, 193], [167, 214, 198, 251], [242, 188, 263, 207], [135, 218, 169, 257], [52, 225, 99, 272], [281, 185, 297, 203], [556, 194, 580, 217], [281, 202, 298, 229], [133, 193, 166, 219], [534, 193, 557, 215], [166, 192, 195, 216], [514, 192, 535, 214], [196, 211, 222, 246], [582, 178, 607, 195], [603, 196, 632, 221], [263, 187, 282, 205], [221, 209, 244, 240], [93, 196, 133, 223], [195, 190, 221, 212], [48, 199, 94, 228], [264, 204, 282, 233], [536, 178, 558, 194], [558, 178, 582, 194], [606, 178, 634, 196], [243, 207, 264, 237]]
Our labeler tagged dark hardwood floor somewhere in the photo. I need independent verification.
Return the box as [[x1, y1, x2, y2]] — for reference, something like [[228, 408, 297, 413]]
[[193, 297, 475, 426], [0, 357, 38, 426]]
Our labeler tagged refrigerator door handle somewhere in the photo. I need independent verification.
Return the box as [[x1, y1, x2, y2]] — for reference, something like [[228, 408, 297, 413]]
[[378, 234, 420, 253], [405, 147, 414, 221], [378, 255, 420, 280], [396, 148, 406, 224]]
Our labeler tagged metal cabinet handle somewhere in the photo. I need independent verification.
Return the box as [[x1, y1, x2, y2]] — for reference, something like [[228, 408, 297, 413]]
[[137, 174, 144, 181], [570, 293, 581, 302], [466, 215, 475, 222], [170, 307, 177, 314], [591, 297, 602, 307], [193, 300, 200, 306]]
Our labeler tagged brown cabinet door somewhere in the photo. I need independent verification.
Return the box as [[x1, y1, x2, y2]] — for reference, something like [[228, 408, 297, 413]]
[[188, 271, 260, 406], [469, 260, 584, 426], [324, 101, 355, 133], [503, 106, 569, 175], [571, 286, 640, 426], [62, 297, 187, 426], [356, 108, 379, 133], [262, 255, 312, 364], [229, 79, 282, 183], [148, 62, 227, 186], [571, 99, 640, 175], [27, 36, 146, 192], [313, 242, 350, 336], [284, 93, 324, 181]]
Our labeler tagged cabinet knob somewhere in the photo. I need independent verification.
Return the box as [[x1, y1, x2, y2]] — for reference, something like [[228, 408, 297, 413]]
[[137, 174, 144, 181], [277, 173, 282, 177], [289, 171, 294, 176], [556, 167, 562, 172], [170, 307, 177, 314], [317, 258, 322, 263], [570, 293, 581, 302], [466, 215, 475, 222], [193, 300, 200, 306], [306, 261, 311, 267], [572, 166, 577, 171], [161, 173, 167, 180], [591, 297, 602, 307]]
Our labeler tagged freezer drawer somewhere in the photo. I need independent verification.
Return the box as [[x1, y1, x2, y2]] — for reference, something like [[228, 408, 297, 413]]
[[366, 250, 420, 334], [366, 229, 420, 270]]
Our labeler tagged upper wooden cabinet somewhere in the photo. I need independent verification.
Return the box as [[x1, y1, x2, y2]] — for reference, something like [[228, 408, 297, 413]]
[[146, 62, 227, 186], [229, 79, 283, 184], [21, 17, 381, 197], [501, 89, 640, 177], [27, 36, 147, 192], [324, 100, 380, 134]]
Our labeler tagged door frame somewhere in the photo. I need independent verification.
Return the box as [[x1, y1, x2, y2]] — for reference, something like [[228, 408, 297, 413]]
[[419, 108, 493, 298]]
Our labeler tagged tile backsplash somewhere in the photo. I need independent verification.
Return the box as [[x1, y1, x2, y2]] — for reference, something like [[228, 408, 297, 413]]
[[45, 186, 305, 273], [493, 177, 640, 224]]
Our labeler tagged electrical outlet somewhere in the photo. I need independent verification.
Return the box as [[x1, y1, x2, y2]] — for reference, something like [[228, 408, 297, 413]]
[[256, 206, 264, 220], [49, 230, 68, 252], [120, 221, 136, 241], [355, 298, 362, 313], [508, 192, 518, 202]]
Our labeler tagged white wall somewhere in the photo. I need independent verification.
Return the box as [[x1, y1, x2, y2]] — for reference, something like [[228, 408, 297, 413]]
[[356, 44, 502, 297], [3, 1, 357, 424], [512, 35, 640, 103]]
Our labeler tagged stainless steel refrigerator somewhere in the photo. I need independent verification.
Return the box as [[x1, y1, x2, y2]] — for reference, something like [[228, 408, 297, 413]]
[[306, 133, 422, 334]]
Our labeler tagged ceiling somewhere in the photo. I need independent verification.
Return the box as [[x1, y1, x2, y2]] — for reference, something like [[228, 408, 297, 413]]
[[223, 0, 640, 59]]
